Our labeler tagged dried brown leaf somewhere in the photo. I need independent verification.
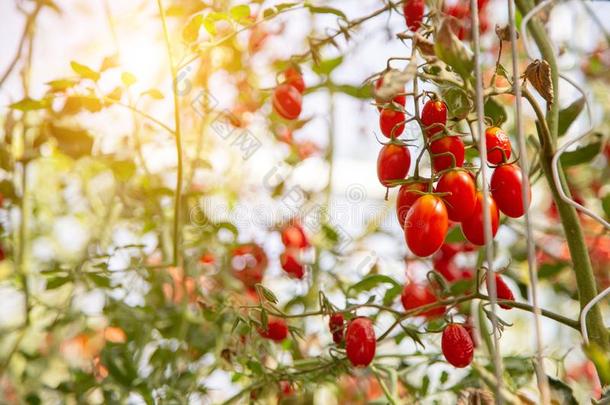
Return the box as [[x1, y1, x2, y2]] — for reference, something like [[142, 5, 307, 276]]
[[524, 59, 554, 106]]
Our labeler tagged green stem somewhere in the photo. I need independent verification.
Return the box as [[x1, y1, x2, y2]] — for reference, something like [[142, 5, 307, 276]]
[[157, 0, 183, 266], [517, 2, 609, 382]]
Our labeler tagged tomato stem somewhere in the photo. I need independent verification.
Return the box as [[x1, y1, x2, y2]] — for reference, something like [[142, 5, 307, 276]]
[[517, 0, 610, 384]]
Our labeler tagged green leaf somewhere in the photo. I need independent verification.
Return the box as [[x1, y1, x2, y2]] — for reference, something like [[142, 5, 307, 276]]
[[484, 97, 507, 126], [313, 56, 343, 76], [444, 226, 465, 243], [70, 61, 100, 81], [583, 343, 610, 385], [62, 95, 103, 114], [305, 4, 347, 20], [558, 97, 584, 137], [46, 79, 79, 92], [47, 124, 94, 159], [257, 284, 278, 304], [383, 284, 402, 306], [109, 159, 136, 182], [434, 18, 474, 79], [86, 272, 111, 288], [538, 262, 566, 279], [9, 98, 50, 111], [331, 83, 372, 99], [547, 376, 578, 405], [141, 88, 164, 99], [0, 180, 17, 201], [100, 54, 120, 71], [247, 359, 263, 376], [262, 3, 298, 18], [449, 278, 474, 296], [46, 276, 72, 289], [229, 5, 250, 23], [182, 14, 203, 43], [560, 138, 601, 167], [443, 87, 471, 120], [348, 275, 400, 295], [121, 71, 137, 87]]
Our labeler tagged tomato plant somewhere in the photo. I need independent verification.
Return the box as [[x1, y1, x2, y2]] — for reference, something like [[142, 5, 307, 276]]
[[0, 0, 608, 403]]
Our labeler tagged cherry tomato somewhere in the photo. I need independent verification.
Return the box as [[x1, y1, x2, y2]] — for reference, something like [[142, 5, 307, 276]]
[[281, 223, 309, 248], [435, 170, 477, 222], [403, 0, 425, 31], [379, 108, 405, 138], [442, 323, 474, 368], [490, 163, 530, 218], [486, 273, 515, 309], [284, 66, 305, 93], [396, 181, 427, 226], [279, 381, 295, 397], [444, 3, 470, 40], [345, 317, 376, 367], [421, 99, 448, 138], [434, 256, 461, 282], [430, 136, 465, 172], [231, 243, 268, 288], [404, 194, 449, 257], [377, 143, 411, 187], [485, 127, 512, 164], [272, 83, 302, 120], [258, 317, 289, 342], [329, 313, 345, 344], [280, 251, 305, 279], [375, 72, 406, 111], [400, 282, 445, 318], [460, 192, 500, 246]]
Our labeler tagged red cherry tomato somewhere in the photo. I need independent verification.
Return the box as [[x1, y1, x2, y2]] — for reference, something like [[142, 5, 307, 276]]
[[379, 108, 405, 138], [485, 127, 512, 164], [421, 99, 448, 138], [432, 242, 468, 282], [442, 323, 474, 368], [231, 243, 268, 288], [400, 282, 445, 318], [375, 72, 406, 111], [279, 381, 295, 397], [430, 136, 465, 172], [460, 192, 500, 246], [491, 163, 530, 218], [376, 143, 411, 187], [435, 170, 477, 222], [281, 223, 309, 249], [404, 195, 449, 257], [280, 251, 305, 279], [284, 66, 305, 93], [486, 273, 515, 309], [258, 317, 289, 342], [403, 0, 425, 31], [329, 313, 345, 344], [396, 181, 427, 226], [272, 83, 302, 120], [345, 317, 376, 367], [434, 256, 461, 282]]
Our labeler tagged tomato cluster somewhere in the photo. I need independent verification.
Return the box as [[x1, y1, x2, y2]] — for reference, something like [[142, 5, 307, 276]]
[[272, 66, 305, 120], [373, 83, 530, 257]]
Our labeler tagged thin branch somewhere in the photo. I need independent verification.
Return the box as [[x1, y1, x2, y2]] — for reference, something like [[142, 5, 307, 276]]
[[157, 0, 184, 266], [0, 2, 43, 88]]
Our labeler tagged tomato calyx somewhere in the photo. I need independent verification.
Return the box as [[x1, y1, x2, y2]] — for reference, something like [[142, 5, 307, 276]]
[[485, 146, 518, 167]]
